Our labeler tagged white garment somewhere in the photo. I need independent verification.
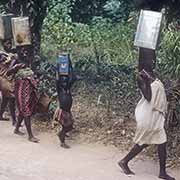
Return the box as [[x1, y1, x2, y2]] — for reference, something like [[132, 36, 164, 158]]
[[134, 79, 167, 145]]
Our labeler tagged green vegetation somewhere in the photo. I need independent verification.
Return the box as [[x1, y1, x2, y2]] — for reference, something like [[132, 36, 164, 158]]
[[0, 0, 179, 126], [0, 0, 180, 163]]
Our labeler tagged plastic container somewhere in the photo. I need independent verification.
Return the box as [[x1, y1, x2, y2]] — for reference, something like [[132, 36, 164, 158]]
[[57, 53, 70, 75]]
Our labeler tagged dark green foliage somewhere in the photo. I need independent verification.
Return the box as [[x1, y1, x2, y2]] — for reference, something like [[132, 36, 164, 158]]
[[134, 0, 180, 23], [69, 0, 107, 23], [158, 25, 180, 78], [67, 0, 134, 23], [103, 0, 134, 22]]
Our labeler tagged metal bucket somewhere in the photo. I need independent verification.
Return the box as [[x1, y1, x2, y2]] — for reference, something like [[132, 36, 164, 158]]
[[134, 10, 163, 50], [11, 17, 31, 46], [0, 14, 14, 40]]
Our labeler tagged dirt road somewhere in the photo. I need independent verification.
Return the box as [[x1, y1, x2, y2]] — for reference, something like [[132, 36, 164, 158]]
[[0, 121, 179, 180]]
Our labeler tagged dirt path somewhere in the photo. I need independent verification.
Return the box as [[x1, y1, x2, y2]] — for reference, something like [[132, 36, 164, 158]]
[[0, 121, 179, 180]]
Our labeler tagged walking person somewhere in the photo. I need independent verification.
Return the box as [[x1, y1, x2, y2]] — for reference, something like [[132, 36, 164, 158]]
[[55, 52, 77, 148], [7, 46, 39, 143], [0, 39, 17, 125], [118, 64, 175, 179]]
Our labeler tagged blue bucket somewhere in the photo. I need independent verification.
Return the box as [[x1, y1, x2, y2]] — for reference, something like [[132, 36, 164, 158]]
[[57, 54, 69, 75]]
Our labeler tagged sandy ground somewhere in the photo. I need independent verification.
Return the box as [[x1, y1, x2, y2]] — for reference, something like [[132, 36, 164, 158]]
[[0, 121, 179, 180]]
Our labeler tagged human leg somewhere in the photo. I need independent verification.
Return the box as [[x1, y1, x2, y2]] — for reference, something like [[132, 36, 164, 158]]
[[8, 98, 16, 125], [58, 125, 73, 149], [0, 95, 9, 121], [14, 115, 24, 135], [118, 144, 148, 175], [24, 117, 39, 143], [158, 143, 175, 180]]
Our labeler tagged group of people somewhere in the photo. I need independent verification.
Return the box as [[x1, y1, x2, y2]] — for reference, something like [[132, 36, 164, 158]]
[[0, 39, 77, 147], [0, 39, 40, 142], [0, 39, 176, 179]]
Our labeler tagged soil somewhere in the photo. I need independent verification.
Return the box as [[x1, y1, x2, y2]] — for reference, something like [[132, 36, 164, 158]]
[[0, 121, 179, 180]]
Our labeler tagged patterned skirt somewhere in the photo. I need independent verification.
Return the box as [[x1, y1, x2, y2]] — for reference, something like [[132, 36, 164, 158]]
[[15, 78, 38, 117], [53, 107, 74, 127]]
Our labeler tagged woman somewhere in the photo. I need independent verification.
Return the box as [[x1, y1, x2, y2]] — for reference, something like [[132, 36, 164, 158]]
[[7, 46, 39, 143], [118, 69, 175, 180]]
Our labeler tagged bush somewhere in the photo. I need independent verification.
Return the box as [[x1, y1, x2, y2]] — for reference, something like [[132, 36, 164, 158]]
[[41, 15, 180, 119], [158, 24, 180, 79]]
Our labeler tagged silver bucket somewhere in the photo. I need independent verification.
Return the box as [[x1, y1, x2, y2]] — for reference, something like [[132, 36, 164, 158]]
[[0, 14, 14, 40], [11, 17, 31, 46], [134, 10, 163, 50]]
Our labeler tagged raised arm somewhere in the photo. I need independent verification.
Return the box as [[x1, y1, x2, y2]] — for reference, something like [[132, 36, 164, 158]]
[[137, 74, 152, 102]]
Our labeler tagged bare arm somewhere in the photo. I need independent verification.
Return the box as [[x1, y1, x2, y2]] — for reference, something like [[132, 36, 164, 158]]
[[137, 75, 152, 102], [6, 63, 25, 76]]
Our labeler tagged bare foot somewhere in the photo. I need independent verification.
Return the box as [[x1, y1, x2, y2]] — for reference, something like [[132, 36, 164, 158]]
[[14, 129, 25, 136], [28, 137, 40, 143], [61, 143, 70, 149], [159, 173, 175, 180], [118, 160, 135, 175]]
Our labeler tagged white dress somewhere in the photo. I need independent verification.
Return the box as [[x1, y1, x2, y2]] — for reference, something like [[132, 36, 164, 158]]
[[134, 79, 167, 145]]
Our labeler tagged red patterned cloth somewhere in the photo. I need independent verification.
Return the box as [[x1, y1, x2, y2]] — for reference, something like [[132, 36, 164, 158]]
[[53, 107, 74, 127], [15, 78, 38, 117]]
